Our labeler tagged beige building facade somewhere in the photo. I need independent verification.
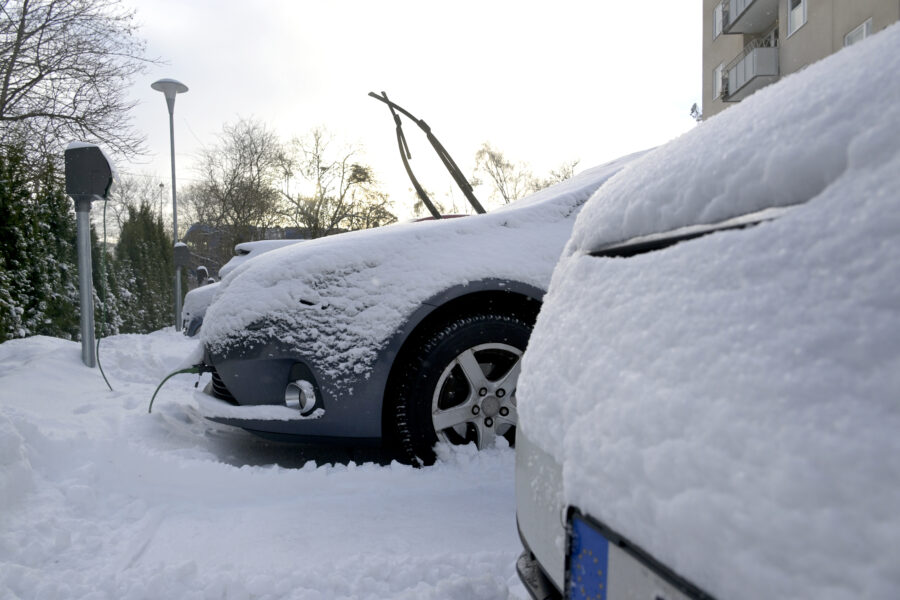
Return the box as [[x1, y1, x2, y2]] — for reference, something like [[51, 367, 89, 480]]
[[703, 0, 899, 119]]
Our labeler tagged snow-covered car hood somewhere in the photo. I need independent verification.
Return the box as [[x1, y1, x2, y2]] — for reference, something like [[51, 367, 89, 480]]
[[182, 281, 220, 315], [181, 281, 220, 323], [180, 240, 306, 336], [518, 24, 900, 600], [200, 150, 646, 371], [218, 239, 304, 278]]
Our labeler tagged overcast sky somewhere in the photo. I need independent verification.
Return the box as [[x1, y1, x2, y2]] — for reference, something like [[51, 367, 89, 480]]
[[122, 0, 702, 219]]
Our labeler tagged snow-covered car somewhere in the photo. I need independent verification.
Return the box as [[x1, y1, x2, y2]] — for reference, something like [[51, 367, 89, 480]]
[[181, 282, 219, 337], [191, 151, 646, 463], [515, 25, 900, 600], [181, 239, 303, 336]]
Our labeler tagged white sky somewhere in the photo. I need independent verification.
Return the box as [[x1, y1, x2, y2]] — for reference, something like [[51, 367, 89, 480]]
[[122, 0, 702, 219]]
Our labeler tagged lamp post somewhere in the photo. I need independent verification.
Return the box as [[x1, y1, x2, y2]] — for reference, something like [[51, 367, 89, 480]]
[[151, 78, 188, 331], [158, 182, 164, 221]]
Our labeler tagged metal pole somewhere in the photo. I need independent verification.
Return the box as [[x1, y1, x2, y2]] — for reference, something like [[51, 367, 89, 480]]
[[75, 199, 96, 367], [165, 97, 183, 331]]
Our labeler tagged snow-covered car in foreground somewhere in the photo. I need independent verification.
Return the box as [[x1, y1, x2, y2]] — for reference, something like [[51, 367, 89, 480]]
[[191, 151, 645, 464], [181, 239, 303, 336], [515, 25, 900, 600]]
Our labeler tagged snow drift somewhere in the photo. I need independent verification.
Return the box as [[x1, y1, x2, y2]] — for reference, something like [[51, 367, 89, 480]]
[[0, 331, 527, 599]]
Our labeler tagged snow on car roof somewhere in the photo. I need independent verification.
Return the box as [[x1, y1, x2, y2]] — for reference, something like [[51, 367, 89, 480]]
[[200, 150, 646, 384], [218, 239, 304, 278], [518, 24, 900, 600], [568, 22, 900, 256], [233, 239, 303, 254]]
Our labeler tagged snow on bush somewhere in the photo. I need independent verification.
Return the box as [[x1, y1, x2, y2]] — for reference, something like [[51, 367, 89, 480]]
[[518, 23, 900, 600]]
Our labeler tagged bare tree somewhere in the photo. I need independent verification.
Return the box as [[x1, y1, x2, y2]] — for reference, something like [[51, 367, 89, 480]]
[[533, 159, 580, 191], [343, 178, 396, 231], [474, 143, 580, 203], [0, 0, 153, 159], [186, 118, 282, 235], [182, 118, 283, 266], [411, 187, 445, 219], [101, 173, 167, 240], [280, 128, 395, 238], [472, 143, 536, 204], [410, 184, 479, 218]]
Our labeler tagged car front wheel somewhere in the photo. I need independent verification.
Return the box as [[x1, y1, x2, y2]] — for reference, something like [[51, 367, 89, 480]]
[[395, 313, 531, 466]]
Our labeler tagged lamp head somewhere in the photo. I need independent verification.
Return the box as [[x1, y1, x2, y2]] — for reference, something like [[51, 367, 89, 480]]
[[151, 78, 188, 99], [152, 78, 188, 113]]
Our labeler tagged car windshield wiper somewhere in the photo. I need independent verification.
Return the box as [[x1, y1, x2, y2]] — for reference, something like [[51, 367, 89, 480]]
[[369, 91, 486, 218]]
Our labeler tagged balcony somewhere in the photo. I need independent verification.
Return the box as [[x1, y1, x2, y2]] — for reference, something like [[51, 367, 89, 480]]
[[723, 40, 779, 102], [721, 0, 779, 34]]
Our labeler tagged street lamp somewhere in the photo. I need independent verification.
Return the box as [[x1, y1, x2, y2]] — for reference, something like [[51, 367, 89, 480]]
[[151, 78, 188, 331]]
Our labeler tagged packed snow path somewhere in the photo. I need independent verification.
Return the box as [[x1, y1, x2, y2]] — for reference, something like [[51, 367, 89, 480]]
[[0, 330, 526, 599]]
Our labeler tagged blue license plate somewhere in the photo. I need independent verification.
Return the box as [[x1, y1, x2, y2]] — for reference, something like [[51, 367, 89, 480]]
[[567, 513, 611, 600], [565, 509, 716, 600]]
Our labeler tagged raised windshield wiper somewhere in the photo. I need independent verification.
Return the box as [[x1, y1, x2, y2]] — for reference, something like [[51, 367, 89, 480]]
[[369, 91, 486, 218]]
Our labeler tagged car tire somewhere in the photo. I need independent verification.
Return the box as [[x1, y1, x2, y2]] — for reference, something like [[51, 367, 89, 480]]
[[394, 313, 532, 466]]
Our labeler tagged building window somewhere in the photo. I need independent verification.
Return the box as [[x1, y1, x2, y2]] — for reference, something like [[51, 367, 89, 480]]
[[844, 18, 873, 47], [713, 2, 724, 39], [713, 63, 724, 99], [788, 0, 807, 37]]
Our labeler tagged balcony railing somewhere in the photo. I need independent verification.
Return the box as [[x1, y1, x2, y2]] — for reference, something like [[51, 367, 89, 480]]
[[720, 0, 778, 35], [723, 36, 779, 101]]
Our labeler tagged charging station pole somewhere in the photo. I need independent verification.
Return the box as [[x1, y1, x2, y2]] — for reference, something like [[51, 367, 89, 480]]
[[74, 197, 96, 367], [65, 143, 115, 368]]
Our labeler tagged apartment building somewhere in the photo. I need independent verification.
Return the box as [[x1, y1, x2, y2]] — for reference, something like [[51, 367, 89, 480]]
[[703, 0, 899, 118]]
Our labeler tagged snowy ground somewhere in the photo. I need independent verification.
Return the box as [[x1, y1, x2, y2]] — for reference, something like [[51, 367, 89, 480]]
[[0, 329, 527, 599]]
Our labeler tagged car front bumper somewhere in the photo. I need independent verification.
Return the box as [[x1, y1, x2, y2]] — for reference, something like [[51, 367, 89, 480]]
[[200, 337, 386, 443], [516, 532, 562, 600], [515, 427, 566, 594]]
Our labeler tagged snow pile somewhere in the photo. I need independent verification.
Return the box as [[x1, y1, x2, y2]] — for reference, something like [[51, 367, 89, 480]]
[[518, 24, 900, 600], [0, 331, 528, 599], [200, 151, 645, 387], [0, 412, 33, 508]]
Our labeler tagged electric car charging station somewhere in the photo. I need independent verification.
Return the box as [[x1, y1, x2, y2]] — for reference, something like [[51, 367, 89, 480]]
[[64, 142, 116, 368]]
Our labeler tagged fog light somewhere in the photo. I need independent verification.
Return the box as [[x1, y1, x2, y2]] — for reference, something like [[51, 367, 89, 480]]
[[284, 379, 317, 415]]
